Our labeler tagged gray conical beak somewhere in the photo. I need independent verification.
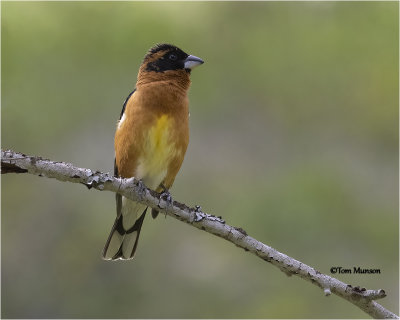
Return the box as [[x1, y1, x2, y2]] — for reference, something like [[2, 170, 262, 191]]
[[184, 55, 204, 70]]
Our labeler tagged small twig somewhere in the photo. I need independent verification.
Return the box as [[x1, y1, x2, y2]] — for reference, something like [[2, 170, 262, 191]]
[[1, 149, 398, 319], [363, 289, 387, 301]]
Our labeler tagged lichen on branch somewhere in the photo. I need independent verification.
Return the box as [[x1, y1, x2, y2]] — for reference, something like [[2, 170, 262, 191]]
[[1, 149, 398, 319]]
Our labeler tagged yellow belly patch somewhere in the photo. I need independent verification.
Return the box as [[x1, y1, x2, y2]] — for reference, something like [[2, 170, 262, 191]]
[[136, 115, 178, 189]]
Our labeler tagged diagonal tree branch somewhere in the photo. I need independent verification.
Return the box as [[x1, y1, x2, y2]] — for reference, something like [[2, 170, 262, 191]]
[[1, 149, 398, 319]]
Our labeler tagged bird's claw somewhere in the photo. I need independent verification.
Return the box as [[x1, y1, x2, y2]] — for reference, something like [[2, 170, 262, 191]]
[[158, 188, 173, 215], [161, 190, 172, 205], [136, 179, 146, 200]]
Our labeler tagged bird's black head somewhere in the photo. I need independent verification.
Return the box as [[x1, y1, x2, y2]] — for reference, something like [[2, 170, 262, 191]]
[[143, 43, 204, 73]]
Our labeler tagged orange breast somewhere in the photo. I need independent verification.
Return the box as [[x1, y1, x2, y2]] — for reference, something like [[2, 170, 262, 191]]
[[114, 85, 189, 190]]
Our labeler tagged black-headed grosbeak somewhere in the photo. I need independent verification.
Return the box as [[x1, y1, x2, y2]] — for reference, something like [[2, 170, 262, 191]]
[[102, 44, 204, 260]]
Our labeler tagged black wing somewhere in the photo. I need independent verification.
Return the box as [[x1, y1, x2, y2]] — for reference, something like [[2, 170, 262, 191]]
[[114, 89, 136, 216], [114, 88, 136, 176], [119, 89, 136, 120], [114, 158, 122, 218]]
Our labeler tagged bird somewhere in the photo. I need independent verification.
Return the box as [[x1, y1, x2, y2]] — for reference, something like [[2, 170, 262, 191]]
[[102, 43, 204, 260]]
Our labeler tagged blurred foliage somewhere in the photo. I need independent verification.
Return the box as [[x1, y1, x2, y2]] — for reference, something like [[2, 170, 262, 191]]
[[2, 1, 398, 318]]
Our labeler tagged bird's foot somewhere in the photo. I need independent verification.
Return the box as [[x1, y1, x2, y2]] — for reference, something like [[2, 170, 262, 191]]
[[136, 179, 146, 200], [158, 185, 173, 216]]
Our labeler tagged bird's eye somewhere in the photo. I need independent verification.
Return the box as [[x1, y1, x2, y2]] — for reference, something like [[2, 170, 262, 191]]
[[169, 54, 177, 61]]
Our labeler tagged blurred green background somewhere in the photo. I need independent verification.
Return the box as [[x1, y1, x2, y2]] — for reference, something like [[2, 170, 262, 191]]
[[2, 1, 398, 318]]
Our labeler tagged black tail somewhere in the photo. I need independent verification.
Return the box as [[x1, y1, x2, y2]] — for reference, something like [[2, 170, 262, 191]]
[[102, 209, 147, 260]]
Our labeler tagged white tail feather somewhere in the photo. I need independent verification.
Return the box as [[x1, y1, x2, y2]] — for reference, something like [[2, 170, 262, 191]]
[[103, 197, 147, 260]]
